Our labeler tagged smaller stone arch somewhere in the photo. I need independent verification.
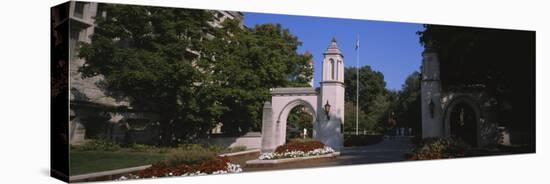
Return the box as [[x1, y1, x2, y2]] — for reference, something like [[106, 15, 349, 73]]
[[276, 98, 317, 124], [275, 98, 318, 142], [442, 95, 482, 147], [260, 87, 318, 153]]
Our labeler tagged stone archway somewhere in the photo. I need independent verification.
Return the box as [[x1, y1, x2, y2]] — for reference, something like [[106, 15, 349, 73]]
[[260, 88, 318, 153], [443, 96, 482, 147], [259, 38, 345, 153], [276, 99, 317, 141]]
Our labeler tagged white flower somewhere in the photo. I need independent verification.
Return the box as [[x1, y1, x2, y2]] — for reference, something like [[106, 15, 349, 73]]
[[226, 163, 243, 173], [258, 146, 335, 160]]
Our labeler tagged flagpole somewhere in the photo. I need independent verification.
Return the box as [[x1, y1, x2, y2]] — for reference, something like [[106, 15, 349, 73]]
[[356, 34, 359, 135]]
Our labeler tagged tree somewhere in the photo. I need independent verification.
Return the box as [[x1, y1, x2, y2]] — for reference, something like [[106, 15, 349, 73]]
[[392, 71, 421, 135], [286, 105, 314, 139], [208, 21, 313, 135], [79, 4, 313, 144], [344, 66, 389, 133], [78, 5, 228, 145], [417, 25, 535, 141], [344, 102, 368, 133]]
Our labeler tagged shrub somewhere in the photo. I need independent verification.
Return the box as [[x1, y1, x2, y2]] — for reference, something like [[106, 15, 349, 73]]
[[160, 147, 217, 167], [288, 138, 316, 144], [176, 143, 227, 153], [156, 147, 170, 154], [69, 145, 78, 150], [177, 144, 204, 151], [274, 140, 325, 154], [129, 143, 154, 152], [408, 137, 470, 160], [72, 139, 120, 152], [207, 144, 225, 153], [227, 146, 247, 153]]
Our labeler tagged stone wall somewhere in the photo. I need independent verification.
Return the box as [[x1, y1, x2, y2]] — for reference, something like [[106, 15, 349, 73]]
[[199, 132, 262, 149]]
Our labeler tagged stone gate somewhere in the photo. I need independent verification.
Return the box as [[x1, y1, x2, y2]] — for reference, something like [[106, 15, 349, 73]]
[[260, 38, 345, 153]]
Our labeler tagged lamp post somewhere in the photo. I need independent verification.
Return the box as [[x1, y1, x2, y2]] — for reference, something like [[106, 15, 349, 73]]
[[324, 100, 331, 120]]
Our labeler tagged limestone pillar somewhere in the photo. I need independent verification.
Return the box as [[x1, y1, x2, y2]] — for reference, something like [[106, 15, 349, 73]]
[[260, 101, 275, 153], [421, 48, 444, 138]]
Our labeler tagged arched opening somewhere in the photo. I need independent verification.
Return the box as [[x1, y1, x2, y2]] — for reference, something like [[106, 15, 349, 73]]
[[286, 105, 314, 141], [336, 60, 339, 80], [275, 99, 317, 145], [330, 59, 335, 79], [338, 60, 342, 80], [448, 103, 478, 146]]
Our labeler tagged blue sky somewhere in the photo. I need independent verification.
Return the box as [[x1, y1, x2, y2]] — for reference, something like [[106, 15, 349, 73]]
[[243, 13, 424, 90]]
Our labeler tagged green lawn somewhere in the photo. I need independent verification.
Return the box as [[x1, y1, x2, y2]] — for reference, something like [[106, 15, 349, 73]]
[[70, 150, 165, 176]]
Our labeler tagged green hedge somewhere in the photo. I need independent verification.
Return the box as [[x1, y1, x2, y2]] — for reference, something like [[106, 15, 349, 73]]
[[407, 137, 470, 160], [71, 139, 121, 152]]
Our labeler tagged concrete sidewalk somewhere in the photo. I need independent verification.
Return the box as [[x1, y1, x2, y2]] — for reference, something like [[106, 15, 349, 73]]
[[69, 165, 151, 182], [243, 138, 414, 172]]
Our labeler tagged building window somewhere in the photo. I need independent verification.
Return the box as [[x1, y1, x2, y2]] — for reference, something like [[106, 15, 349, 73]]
[[330, 59, 335, 79], [69, 29, 81, 60], [73, 2, 86, 19]]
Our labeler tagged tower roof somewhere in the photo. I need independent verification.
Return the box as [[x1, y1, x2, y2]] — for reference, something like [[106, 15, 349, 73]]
[[324, 37, 343, 56]]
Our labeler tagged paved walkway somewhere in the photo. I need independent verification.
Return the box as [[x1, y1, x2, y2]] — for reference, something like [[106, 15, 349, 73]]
[[244, 137, 414, 172], [335, 136, 414, 165]]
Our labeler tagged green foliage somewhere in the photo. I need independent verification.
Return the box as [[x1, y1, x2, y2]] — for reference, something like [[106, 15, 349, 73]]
[[78, 4, 312, 144], [207, 144, 225, 153], [176, 144, 204, 151], [344, 66, 389, 133], [160, 148, 217, 167], [344, 101, 369, 133], [177, 143, 245, 154], [225, 146, 247, 153], [390, 71, 421, 134], [72, 139, 121, 152], [418, 25, 535, 141], [366, 94, 391, 130], [288, 137, 316, 144], [286, 105, 314, 139], [408, 137, 470, 160], [156, 147, 170, 154], [210, 21, 313, 135], [344, 66, 387, 107], [79, 4, 223, 145], [129, 143, 155, 152]]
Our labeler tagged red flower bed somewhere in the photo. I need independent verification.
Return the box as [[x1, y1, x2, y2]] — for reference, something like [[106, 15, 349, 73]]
[[137, 156, 230, 178], [274, 140, 325, 154]]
